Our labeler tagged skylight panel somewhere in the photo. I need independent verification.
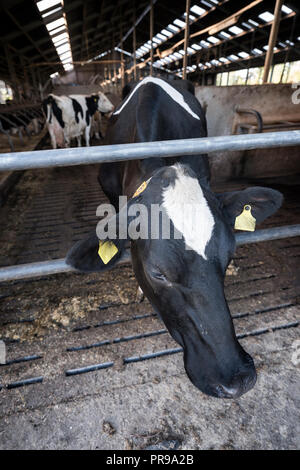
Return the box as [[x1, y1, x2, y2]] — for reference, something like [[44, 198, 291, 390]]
[[252, 48, 262, 54], [218, 31, 231, 39], [46, 17, 64, 31], [59, 51, 72, 60], [258, 11, 274, 22], [173, 18, 186, 28], [167, 23, 180, 33], [228, 54, 238, 60], [187, 46, 195, 54], [228, 25, 243, 35], [42, 6, 62, 18], [248, 19, 259, 26], [156, 33, 168, 40], [37, 0, 61, 12], [161, 28, 173, 37], [183, 12, 196, 21], [56, 43, 70, 55], [49, 25, 65, 35], [152, 37, 162, 44], [238, 51, 249, 58], [219, 57, 228, 63], [281, 5, 293, 14], [241, 22, 252, 29], [191, 43, 202, 50], [202, 0, 214, 7], [52, 32, 68, 43], [52, 38, 68, 47], [190, 5, 206, 16], [200, 40, 210, 47], [207, 35, 219, 43]]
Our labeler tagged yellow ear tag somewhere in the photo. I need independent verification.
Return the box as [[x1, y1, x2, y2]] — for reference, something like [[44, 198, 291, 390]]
[[132, 181, 148, 198], [98, 240, 118, 264], [234, 205, 256, 232]]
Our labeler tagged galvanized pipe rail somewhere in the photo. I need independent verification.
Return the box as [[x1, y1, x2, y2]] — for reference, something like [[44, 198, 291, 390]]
[[0, 130, 300, 172], [0, 225, 300, 283]]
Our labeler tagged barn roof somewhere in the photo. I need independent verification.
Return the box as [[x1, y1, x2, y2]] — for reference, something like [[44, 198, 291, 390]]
[[0, 0, 299, 84]]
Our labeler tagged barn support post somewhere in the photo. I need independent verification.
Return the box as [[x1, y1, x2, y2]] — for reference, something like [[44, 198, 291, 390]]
[[112, 34, 117, 87], [120, 20, 125, 89], [4, 45, 20, 102], [262, 0, 283, 83], [133, 7, 137, 81], [150, 0, 154, 76], [182, 0, 191, 80]]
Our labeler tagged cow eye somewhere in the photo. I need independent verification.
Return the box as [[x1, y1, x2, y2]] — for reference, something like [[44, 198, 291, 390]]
[[151, 271, 167, 282]]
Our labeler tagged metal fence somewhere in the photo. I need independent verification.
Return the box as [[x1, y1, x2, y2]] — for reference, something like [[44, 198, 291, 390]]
[[0, 129, 300, 282]]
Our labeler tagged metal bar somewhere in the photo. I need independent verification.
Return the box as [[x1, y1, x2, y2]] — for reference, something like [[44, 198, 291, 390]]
[[182, 0, 191, 80], [0, 225, 299, 283], [234, 106, 263, 133], [262, 0, 283, 83], [235, 224, 300, 245], [1, 130, 300, 173], [117, 0, 158, 47], [133, 5, 137, 81], [149, 0, 154, 76]]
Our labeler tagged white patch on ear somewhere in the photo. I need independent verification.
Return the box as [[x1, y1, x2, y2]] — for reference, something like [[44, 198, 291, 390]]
[[162, 164, 214, 259], [113, 77, 200, 120]]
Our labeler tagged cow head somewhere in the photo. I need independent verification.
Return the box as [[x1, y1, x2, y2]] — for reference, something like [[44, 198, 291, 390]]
[[66, 164, 283, 398], [97, 92, 114, 114]]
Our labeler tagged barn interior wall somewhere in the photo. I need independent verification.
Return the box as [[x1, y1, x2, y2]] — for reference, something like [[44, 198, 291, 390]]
[[195, 83, 300, 182]]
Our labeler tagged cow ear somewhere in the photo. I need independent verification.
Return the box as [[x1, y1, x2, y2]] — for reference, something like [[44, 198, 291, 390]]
[[66, 200, 135, 272], [66, 233, 127, 272], [219, 186, 283, 227]]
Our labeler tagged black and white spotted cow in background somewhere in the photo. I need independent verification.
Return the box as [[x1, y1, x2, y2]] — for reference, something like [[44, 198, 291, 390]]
[[67, 77, 283, 399], [42, 92, 114, 148]]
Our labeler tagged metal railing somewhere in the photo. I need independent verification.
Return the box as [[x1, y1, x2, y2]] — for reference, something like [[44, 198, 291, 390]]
[[1, 130, 300, 172], [0, 129, 300, 282]]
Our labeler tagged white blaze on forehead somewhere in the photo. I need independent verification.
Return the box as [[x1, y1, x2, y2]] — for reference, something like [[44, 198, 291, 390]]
[[162, 164, 214, 259], [113, 77, 200, 120]]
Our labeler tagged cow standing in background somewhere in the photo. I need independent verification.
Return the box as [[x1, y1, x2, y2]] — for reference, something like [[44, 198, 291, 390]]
[[42, 92, 114, 149]]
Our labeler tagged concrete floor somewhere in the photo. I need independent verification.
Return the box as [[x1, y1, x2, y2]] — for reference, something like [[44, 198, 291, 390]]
[[0, 163, 299, 450]]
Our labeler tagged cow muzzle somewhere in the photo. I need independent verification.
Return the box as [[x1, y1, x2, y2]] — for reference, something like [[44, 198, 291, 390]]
[[212, 357, 257, 398]]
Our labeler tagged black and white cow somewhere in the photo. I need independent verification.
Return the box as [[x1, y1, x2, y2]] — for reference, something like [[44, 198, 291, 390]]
[[42, 92, 114, 148], [66, 77, 283, 398]]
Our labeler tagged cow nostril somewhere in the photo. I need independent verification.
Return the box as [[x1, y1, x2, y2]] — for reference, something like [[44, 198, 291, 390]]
[[215, 367, 257, 399], [215, 383, 241, 399]]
